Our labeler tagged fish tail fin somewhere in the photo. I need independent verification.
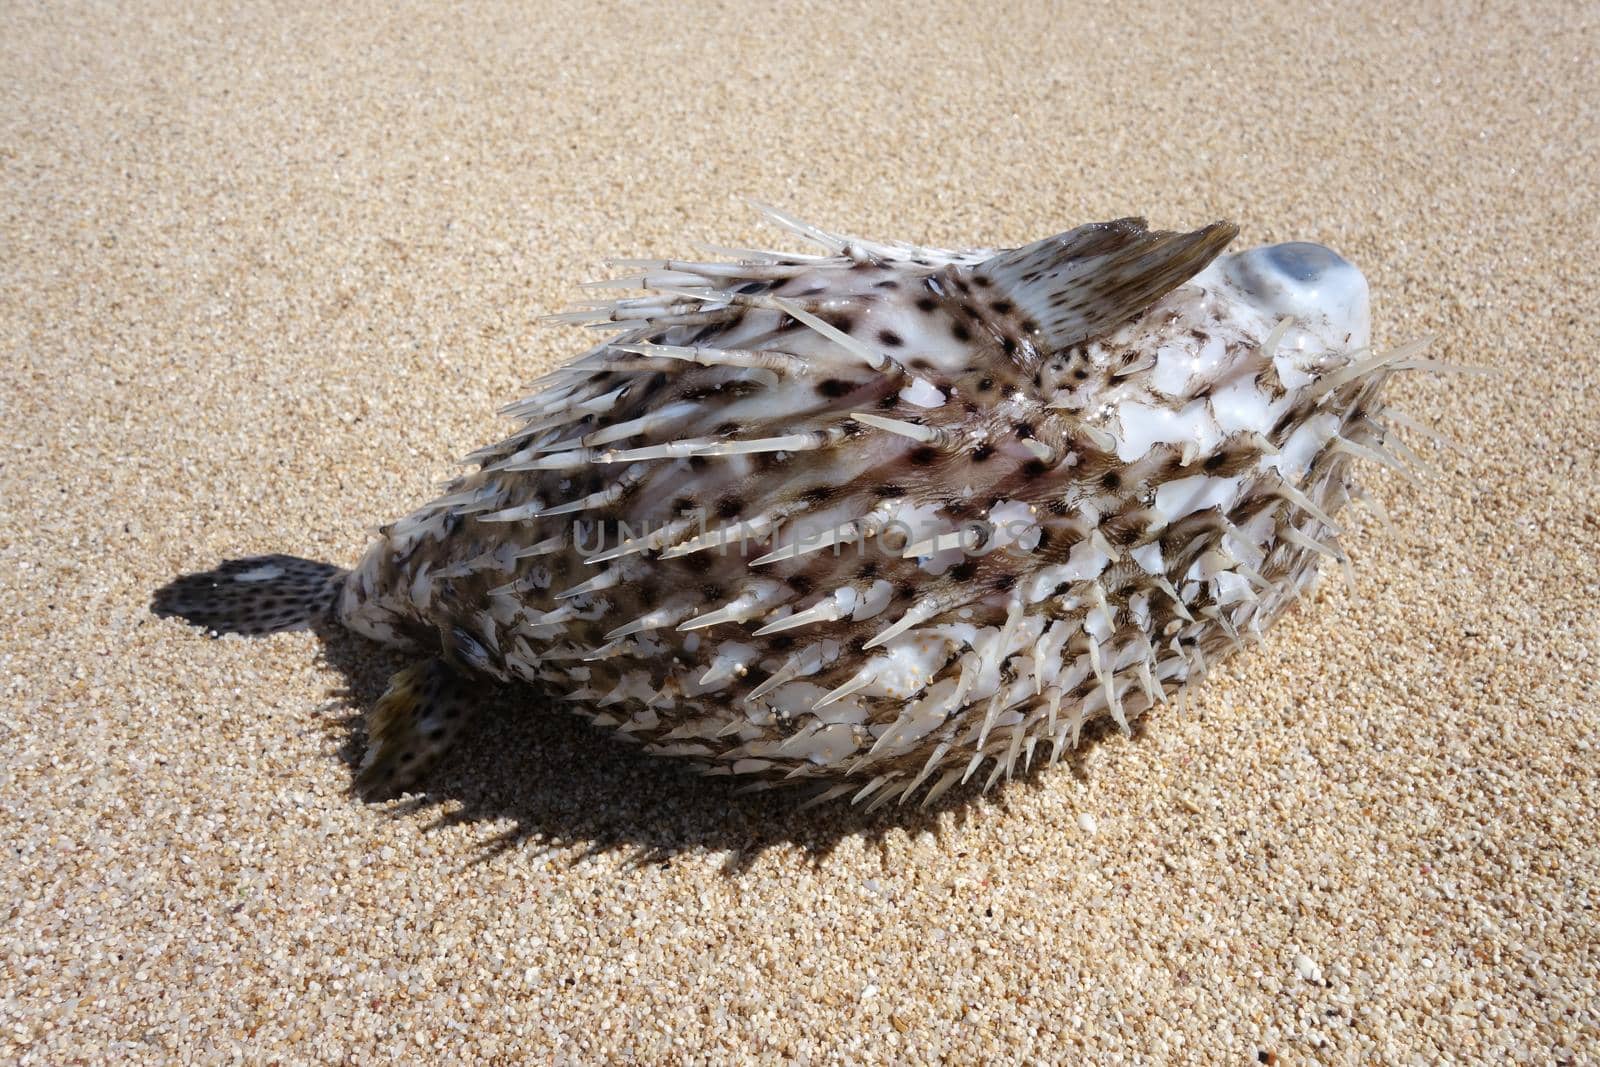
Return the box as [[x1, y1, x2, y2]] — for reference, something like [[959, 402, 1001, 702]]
[[151, 554, 348, 636]]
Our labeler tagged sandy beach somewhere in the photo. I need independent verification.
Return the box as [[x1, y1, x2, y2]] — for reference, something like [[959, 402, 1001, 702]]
[[3, 1, 1596, 1060]]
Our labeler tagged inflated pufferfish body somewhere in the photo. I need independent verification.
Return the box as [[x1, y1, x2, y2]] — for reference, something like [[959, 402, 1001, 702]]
[[156, 206, 1435, 806]]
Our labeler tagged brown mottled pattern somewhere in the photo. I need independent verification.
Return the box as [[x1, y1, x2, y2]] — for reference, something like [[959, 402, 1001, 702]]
[[336, 214, 1404, 804]]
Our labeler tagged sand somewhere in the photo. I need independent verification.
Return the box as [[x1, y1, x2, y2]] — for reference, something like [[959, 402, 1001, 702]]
[[3, 1, 1596, 1062]]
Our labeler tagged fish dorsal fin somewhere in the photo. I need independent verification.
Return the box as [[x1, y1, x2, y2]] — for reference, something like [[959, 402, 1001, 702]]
[[972, 217, 1238, 353]]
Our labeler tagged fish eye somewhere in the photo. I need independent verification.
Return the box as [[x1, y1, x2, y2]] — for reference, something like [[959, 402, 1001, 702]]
[[1261, 241, 1345, 283], [1225, 241, 1370, 350]]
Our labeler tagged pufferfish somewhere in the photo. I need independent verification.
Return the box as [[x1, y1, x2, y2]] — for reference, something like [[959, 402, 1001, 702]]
[[155, 204, 1441, 807]]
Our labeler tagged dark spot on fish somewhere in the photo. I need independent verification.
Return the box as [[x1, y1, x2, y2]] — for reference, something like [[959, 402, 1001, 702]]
[[1023, 459, 1048, 478], [874, 278, 899, 290], [701, 584, 723, 600], [1105, 518, 1142, 545], [736, 281, 768, 294], [1101, 471, 1122, 490], [991, 299, 1014, 315], [1073, 368, 1089, 380], [876, 394, 899, 409], [859, 561, 879, 578], [878, 329, 903, 347], [1014, 422, 1035, 439], [716, 495, 742, 519], [689, 456, 709, 470], [991, 574, 1016, 591], [896, 583, 917, 599], [789, 574, 814, 596], [769, 635, 795, 651], [715, 421, 740, 437], [951, 322, 972, 342], [973, 274, 992, 288], [873, 484, 906, 497], [976, 377, 994, 392], [950, 559, 977, 582], [802, 485, 833, 504], [1204, 452, 1227, 472], [915, 296, 938, 313], [1021, 319, 1039, 334], [909, 446, 939, 465], [910, 357, 935, 370], [971, 444, 994, 462], [817, 378, 853, 398]]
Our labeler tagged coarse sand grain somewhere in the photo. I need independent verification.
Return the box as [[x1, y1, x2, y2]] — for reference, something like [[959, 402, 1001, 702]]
[[2, 1, 1597, 1061]]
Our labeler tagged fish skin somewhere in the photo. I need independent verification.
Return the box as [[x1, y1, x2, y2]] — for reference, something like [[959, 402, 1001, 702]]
[[160, 206, 1431, 803]]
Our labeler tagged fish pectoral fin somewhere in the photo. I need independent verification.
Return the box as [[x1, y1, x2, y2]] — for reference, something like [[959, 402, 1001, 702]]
[[972, 217, 1238, 354], [355, 658, 477, 799]]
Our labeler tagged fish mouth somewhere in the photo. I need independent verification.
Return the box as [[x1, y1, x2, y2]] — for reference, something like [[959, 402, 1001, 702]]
[[1224, 241, 1371, 353]]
